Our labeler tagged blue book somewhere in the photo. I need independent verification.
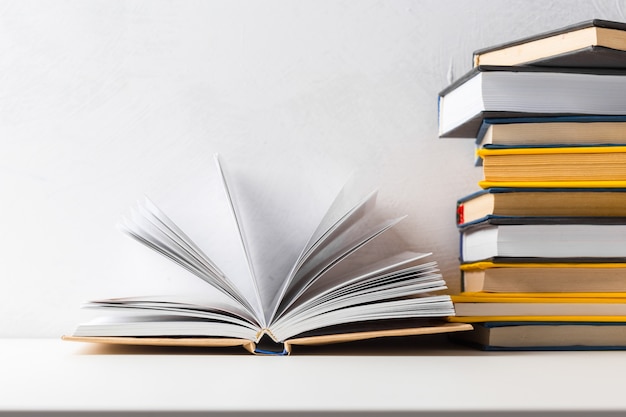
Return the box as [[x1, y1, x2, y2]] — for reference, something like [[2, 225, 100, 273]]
[[477, 115, 626, 146], [472, 115, 626, 166]]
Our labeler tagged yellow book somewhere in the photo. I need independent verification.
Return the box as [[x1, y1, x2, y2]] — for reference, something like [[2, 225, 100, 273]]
[[451, 293, 626, 320], [461, 261, 626, 293], [477, 146, 626, 185], [452, 294, 626, 303], [479, 180, 626, 189], [477, 145, 626, 156]]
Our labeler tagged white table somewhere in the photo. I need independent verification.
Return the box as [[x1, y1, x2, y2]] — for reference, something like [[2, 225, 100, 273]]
[[2, 336, 626, 415]]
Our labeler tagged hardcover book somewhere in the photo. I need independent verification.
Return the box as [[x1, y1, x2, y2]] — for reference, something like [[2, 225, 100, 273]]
[[63, 155, 470, 355], [460, 221, 626, 263], [461, 260, 626, 293], [456, 188, 626, 228], [472, 19, 626, 68], [450, 293, 626, 322], [477, 146, 626, 188], [450, 321, 626, 350], [437, 66, 626, 139], [476, 115, 626, 148]]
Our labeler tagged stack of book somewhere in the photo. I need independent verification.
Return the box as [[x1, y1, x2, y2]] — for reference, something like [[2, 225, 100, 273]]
[[438, 19, 626, 350]]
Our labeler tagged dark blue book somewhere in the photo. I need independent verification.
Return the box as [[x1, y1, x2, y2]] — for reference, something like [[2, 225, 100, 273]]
[[477, 114, 626, 146]]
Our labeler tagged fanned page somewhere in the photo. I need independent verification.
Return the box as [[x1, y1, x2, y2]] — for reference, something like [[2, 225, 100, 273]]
[[268, 177, 396, 321], [213, 155, 265, 325], [72, 295, 259, 340], [133, 160, 264, 319], [262, 175, 454, 338], [269, 252, 452, 341], [269, 188, 381, 321], [214, 155, 347, 324], [120, 198, 255, 312], [274, 208, 407, 320]]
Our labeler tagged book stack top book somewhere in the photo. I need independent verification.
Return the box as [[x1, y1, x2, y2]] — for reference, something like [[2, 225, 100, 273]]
[[472, 19, 626, 68]]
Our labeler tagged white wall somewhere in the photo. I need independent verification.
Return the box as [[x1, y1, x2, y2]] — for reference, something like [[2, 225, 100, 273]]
[[2, 0, 625, 337]]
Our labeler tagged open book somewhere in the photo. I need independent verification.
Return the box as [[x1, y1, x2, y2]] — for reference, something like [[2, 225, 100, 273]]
[[63, 155, 469, 354]]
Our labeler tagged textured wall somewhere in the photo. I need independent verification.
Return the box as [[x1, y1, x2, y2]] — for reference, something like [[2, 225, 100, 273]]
[[2, 0, 625, 336]]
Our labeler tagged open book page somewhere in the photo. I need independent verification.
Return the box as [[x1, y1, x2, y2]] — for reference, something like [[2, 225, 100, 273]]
[[271, 295, 453, 342], [278, 264, 445, 325], [284, 251, 435, 314], [282, 183, 379, 288], [119, 197, 260, 322], [72, 315, 259, 340], [124, 158, 264, 321], [85, 294, 260, 326], [215, 156, 346, 324], [274, 215, 407, 321], [269, 252, 450, 341], [213, 155, 264, 324], [74, 293, 261, 340], [269, 187, 379, 322], [271, 189, 407, 321]]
